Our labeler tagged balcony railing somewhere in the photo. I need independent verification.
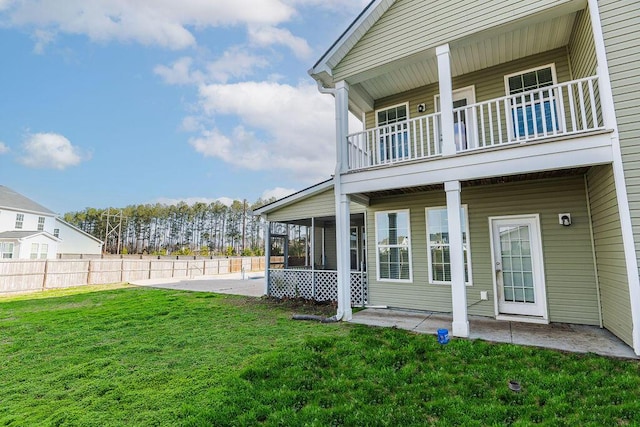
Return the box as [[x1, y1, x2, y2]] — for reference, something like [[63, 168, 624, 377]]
[[347, 76, 604, 171]]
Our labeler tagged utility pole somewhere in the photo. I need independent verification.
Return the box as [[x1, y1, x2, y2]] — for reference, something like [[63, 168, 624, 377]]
[[103, 209, 125, 254], [242, 199, 247, 254]]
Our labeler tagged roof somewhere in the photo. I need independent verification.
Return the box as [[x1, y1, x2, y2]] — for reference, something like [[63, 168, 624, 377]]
[[308, 0, 394, 87], [253, 178, 334, 215], [0, 185, 56, 215], [55, 218, 104, 244], [0, 230, 61, 242]]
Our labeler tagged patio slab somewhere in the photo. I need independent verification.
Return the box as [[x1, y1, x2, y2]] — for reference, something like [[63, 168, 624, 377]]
[[350, 308, 638, 359]]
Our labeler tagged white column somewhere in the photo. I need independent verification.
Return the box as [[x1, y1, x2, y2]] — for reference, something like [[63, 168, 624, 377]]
[[334, 79, 352, 320], [263, 220, 271, 296], [588, 0, 640, 355], [437, 44, 455, 157], [445, 180, 469, 337]]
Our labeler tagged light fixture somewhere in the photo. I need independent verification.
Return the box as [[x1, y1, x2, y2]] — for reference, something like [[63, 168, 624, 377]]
[[417, 103, 426, 113], [558, 213, 572, 226]]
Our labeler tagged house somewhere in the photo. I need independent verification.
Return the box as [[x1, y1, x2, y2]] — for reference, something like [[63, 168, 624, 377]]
[[0, 186, 103, 259], [256, 0, 640, 355]]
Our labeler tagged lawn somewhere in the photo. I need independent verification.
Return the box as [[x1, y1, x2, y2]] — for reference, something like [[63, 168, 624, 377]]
[[1, 286, 640, 426]]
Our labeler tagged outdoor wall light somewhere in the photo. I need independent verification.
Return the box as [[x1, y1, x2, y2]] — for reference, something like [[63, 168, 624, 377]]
[[558, 213, 572, 226], [417, 103, 426, 113]]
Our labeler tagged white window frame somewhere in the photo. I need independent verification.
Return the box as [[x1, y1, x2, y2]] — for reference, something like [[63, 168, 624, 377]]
[[37, 216, 45, 231], [375, 102, 410, 162], [375, 209, 413, 283], [39, 243, 48, 259], [350, 226, 359, 271], [53, 229, 60, 238], [1, 242, 14, 259], [15, 213, 24, 229], [30, 243, 39, 259], [425, 205, 473, 285], [503, 63, 560, 141]]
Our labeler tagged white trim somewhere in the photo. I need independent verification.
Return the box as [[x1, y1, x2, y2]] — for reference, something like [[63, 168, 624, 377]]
[[374, 102, 410, 127], [374, 209, 413, 283], [588, 0, 640, 355], [425, 205, 473, 286], [435, 85, 478, 151], [254, 179, 333, 215], [496, 314, 549, 325], [488, 214, 548, 321], [503, 63, 560, 142]]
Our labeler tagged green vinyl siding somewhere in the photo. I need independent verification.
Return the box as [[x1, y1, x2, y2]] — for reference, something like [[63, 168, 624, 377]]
[[600, 0, 640, 334], [367, 175, 600, 325], [587, 165, 632, 346], [335, 0, 568, 81], [366, 49, 572, 132], [568, 8, 597, 79], [265, 189, 365, 223]]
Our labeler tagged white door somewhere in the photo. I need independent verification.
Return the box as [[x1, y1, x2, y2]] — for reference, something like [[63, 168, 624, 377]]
[[491, 215, 547, 318], [435, 86, 477, 151]]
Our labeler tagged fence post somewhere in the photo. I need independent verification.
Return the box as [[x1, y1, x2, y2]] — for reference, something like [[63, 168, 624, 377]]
[[120, 259, 124, 282], [87, 260, 92, 285], [42, 259, 49, 291], [149, 260, 152, 279]]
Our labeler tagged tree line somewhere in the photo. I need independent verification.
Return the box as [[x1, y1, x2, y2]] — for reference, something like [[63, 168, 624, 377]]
[[63, 198, 274, 256]]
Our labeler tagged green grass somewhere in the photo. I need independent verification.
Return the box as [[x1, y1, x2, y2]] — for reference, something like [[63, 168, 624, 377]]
[[1, 286, 640, 426]]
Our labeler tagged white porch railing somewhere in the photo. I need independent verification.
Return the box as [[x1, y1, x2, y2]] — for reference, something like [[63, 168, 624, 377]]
[[267, 268, 368, 307], [346, 76, 604, 171]]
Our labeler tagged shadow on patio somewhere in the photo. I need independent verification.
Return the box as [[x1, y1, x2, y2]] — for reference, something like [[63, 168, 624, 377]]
[[350, 308, 638, 359]]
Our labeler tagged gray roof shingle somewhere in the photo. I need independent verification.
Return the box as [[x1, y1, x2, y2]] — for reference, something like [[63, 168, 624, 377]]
[[0, 186, 55, 215]]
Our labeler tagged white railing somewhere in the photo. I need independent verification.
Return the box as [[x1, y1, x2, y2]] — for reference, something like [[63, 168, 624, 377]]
[[267, 268, 368, 307], [347, 112, 442, 170], [346, 76, 603, 171]]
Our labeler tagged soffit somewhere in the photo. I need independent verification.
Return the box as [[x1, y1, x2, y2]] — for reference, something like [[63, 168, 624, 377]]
[[356, 13, 577, 103]]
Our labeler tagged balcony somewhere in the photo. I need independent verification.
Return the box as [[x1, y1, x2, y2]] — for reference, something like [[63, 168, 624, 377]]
[[347, 76, 605, 172]]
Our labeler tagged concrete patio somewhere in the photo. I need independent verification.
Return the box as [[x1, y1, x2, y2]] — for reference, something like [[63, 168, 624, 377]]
[[350, 308, 638, 359]]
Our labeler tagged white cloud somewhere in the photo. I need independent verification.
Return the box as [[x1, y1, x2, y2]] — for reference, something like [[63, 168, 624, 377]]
[[2, 0, 296, 50], [18, 132, 88, 170], [155, 49, 268, 86], [248, 25, 311, 59], [0, 141, 9, 154], [261, 187, 296, 201], [190, 81, 336, 181], [155, 196, 235, 207]]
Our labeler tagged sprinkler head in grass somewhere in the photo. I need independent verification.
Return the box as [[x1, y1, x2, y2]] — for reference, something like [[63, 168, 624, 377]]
[[508, 380, 521, 392]]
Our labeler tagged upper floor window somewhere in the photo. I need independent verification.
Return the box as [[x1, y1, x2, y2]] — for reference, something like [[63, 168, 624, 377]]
[[1, 242, 14, 259], [53, 229, 60, 238], [375, 210, 412, 282], [15, 214, 24, 229], [376, 103, 409, 161], [38, 217, 45, 231], [426, 206, 472, 285], [505, 64, 558, 138]]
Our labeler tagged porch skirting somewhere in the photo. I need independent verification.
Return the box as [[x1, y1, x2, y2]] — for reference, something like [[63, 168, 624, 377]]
[[267, 268, 368, 307]]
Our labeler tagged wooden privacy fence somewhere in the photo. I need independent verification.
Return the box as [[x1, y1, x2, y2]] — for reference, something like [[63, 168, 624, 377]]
[[0, 257, 266, 294]]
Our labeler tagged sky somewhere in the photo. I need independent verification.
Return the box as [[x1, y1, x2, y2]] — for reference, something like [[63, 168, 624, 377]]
[[0, 0, 369, 214]]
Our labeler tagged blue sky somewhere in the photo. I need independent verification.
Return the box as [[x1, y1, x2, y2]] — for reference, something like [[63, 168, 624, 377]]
[[0, 0, 368, 214]]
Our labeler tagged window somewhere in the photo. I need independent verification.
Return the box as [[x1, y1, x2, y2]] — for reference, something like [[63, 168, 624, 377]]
[[30, 243, 39, 259], [40, 244, 48, 259], [426, 207, 472, 284], [376, 103, 409, 161], [38, 216, 45, 231], [375, 210, 412, 281], [1, 242, 13, 259], [350, 226, 359, 271], [505, 64, 558, 138], [15, 214, 24, 229], [53, 229, 60, 238]]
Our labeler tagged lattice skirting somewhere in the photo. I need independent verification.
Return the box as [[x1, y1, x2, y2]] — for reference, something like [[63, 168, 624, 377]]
[[268, 269, 367, 307]]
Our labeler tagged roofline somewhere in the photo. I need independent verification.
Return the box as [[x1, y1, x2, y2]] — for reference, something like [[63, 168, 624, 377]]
[[55, 218, 104, 244], [253, 178, 334, 216], [0, 205, 57, 216], [0, 231, 62, 243], [309, 0, 391, 83]]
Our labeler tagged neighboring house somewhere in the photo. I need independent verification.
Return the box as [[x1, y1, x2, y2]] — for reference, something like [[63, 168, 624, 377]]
[[0, 186, 103, 259], [256, 0, 640, 355], [55, 218, 103, 258]]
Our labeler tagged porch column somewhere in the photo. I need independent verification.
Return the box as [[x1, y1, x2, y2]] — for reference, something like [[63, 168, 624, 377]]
[[436, 44, 455, 156], [589, 0, 640, 355], [334, 79, 352, 320], [263, 220, 271, 296], [445, 180, 469, 337]]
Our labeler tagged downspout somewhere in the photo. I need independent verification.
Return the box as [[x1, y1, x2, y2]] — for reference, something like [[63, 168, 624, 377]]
[[584, 174, 604, 328], [317, 81, 348, 321]]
